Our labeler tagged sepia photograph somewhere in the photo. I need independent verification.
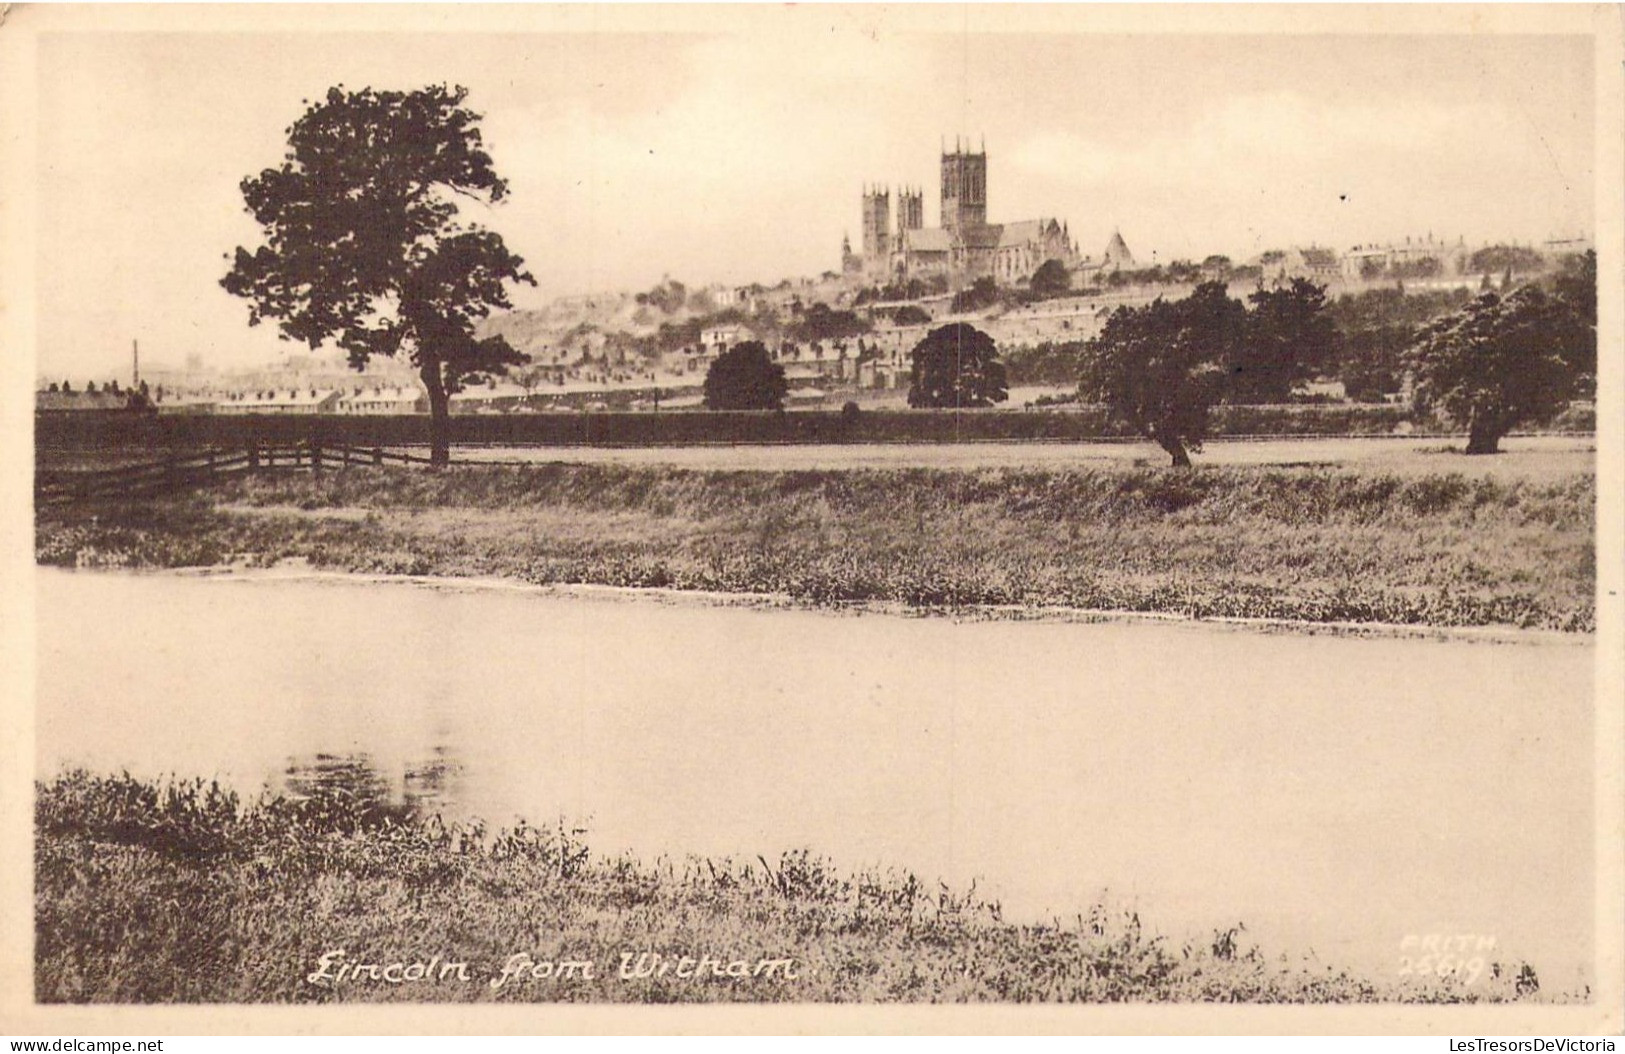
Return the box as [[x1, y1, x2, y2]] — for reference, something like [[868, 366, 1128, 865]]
[[1, 2, 1620, 1037]]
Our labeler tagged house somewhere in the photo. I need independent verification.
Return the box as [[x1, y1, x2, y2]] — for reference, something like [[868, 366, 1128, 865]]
[[338, 386, 428, 414], [152, 392, 219, 415], [216, 388, 342, 414], [700, 324, 755, 357], [1257, 246, 1344, 285]]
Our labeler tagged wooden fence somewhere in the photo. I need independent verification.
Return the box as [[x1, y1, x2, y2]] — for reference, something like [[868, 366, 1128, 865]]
[[35, 442, 434, 506]]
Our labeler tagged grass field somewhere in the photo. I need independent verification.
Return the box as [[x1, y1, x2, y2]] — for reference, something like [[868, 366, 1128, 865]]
[[35, 454, 1595, 632], [34, 771, 1555, 1004], [460, 435, 1595, 478]]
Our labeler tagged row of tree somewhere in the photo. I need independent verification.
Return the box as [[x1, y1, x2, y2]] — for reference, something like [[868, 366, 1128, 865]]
[[1007, 256, 1597, 409], [1079, 263, 1595, 464], [45, 379, 148, 396]]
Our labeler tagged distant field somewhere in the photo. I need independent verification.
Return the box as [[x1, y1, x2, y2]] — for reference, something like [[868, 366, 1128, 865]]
[[460, 435, 1596, 479]]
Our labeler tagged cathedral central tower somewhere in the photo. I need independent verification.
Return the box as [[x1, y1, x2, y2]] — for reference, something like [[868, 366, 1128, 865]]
[[940, 141, 987, 235]]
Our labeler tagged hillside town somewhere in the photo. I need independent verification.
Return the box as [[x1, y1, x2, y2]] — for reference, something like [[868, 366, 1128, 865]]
[[37, 141, 1593, 418]]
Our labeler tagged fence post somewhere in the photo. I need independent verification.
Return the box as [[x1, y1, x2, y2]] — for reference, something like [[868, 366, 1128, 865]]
[[373, 447, 384, 466], [312, 442, 323, 473], [249, 444, 259, 472]]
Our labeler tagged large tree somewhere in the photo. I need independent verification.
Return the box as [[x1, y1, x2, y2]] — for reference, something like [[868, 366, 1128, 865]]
[[1079, 281, 1243, 467], [1407, 286, 1579, 454], [1549, 250, 1597, 396], [703, 341, 788, 411], [907, 323, 1008, 409], [222, 85, 534, 465], [1229, 278, 1339, 404]]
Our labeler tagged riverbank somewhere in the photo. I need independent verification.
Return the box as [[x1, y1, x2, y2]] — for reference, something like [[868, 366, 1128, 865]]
[[35, 771, 1554, 1004], [34, 460, 1596, 631], [35, 460, 1594, 632]]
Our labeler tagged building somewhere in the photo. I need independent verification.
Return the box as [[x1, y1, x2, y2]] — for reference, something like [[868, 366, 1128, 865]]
[[449, 382, 530, 414], [338, 386, 428, 414], [1072, 230, 1138, 283], [700, 323, 755, 356], [216, 388, 342, 414], [152, 391, 219, 415], [849, 140, 1078, 288], [1341, 235, 1468, 282], [861, 186, 893, 274], [1257, 246, 1344, 285]]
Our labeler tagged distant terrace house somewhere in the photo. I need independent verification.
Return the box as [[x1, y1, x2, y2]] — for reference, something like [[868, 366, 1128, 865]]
[[338, 386, 428, 415], [216, 388, 342, 414], [1341, 236, 1469, 281], [449, 382, 530, 414], [152, 392, 219, 415], [772, 338, 867, 384], [782, 363, 834, 395], [1258, 246, 1344, 285]]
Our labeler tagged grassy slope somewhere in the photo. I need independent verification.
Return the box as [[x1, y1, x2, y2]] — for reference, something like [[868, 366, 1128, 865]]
[[35, 772, 1552, 1004], [36, 462, 1595, 631]]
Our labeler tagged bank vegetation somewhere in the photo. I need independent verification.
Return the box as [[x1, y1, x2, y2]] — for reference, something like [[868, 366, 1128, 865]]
[[35, 461, 1595, 632], [36, 771, 1557, 1004]]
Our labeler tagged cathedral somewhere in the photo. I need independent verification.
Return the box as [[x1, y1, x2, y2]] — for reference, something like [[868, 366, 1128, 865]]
[[842, 140, 1078, 289]]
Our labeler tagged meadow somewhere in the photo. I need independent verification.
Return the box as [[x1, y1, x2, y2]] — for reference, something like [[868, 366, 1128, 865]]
[[36, 457, 1596, 631], [34, 771, 1555, 1004]]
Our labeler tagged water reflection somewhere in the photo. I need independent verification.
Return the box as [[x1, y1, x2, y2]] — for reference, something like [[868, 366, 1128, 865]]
[[279, 747, 465, 825]]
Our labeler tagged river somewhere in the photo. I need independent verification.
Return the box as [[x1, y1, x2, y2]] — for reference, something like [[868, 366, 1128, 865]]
[[34, 567, 1595, 991]]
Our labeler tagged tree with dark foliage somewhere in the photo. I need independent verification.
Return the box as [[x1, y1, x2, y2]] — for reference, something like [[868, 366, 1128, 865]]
[[1229, 278, 1340, 403], [1548, 250, 1597, 396], [1079, 281, 1243, 467], [703, 341, 787, 411], [222, 84, 534, 465], [793, 302, 870, 344], [949, 276, 1001, 314], [907, 323, 1008, 409], [1408, 286, 1583, 454], [1028, 258, 1072, 299]]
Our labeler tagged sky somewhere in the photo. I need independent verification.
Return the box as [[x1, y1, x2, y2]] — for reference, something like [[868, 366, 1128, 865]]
[[23, 10, 1598, 380]]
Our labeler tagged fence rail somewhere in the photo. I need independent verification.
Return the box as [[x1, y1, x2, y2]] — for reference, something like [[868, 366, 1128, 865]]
[[35, 442, 433, 506]]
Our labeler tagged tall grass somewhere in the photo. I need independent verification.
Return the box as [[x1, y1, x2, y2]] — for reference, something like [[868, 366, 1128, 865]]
[[36, 462, 1595, 631], [35, 771, 1560, 1004]]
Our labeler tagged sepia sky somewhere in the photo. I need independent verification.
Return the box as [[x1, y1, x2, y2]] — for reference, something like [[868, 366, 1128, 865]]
[[25, 10, 1598, 379]]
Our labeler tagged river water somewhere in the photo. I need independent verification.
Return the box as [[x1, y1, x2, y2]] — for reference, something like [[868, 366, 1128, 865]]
[[35, 568, 1594, 990]]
